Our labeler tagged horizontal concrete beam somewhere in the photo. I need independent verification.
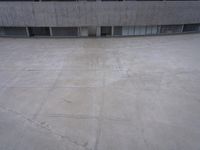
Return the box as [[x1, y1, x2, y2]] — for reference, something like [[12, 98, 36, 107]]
[[0, 1, 200, 27]]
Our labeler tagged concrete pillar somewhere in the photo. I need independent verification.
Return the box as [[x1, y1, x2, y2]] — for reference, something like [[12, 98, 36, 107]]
[[96, 26, 101, 37], [111, 26, 114, 36], [181, 25, 184, 33], [49, 27, 53, 37], [26, 27, 30, 37]]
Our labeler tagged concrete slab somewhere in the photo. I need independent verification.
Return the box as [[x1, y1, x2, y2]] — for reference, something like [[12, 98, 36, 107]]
[[10, 71, 60, 88], [0, 70, 19, 87], [0, 87, 50, 118], [0, 34, 200, 150], [39, 87, 102, 117], [54, 70, 104, 88]]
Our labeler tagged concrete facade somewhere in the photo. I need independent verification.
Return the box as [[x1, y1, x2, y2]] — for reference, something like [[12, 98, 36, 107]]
[[0, 1, 200, 27]]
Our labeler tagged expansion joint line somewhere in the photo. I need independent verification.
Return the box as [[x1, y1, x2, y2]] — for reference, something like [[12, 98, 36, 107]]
[[94, 70, 106, 150]]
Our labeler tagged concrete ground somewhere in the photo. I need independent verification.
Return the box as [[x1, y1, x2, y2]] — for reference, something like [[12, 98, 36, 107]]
[[0, 34, 200, 150]]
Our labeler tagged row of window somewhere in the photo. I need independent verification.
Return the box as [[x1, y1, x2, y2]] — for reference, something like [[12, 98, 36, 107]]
[[0, 24, 200, 37], [112, 24, 200, 36]]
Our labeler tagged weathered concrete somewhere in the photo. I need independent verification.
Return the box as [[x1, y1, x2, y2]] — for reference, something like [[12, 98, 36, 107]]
[[0, 34, 200, 150], [0, 1, 200, 27]]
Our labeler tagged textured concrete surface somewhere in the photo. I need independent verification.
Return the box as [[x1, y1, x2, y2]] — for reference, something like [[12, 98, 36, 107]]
[[0, 34, 200, 150], [0, 1, 200, 27]]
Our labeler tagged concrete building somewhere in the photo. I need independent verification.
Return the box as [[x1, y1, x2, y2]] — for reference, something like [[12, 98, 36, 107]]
[[0, 0, 200, 37]]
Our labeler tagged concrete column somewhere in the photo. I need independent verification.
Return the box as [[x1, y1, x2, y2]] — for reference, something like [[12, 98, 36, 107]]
[[96, 26, 101, 37], [181, 25, 184, 33], [25, 27, 30, 37], [111, 26, 114, 36], [78, 27, 80, 37], [49, 27, 53, 37]]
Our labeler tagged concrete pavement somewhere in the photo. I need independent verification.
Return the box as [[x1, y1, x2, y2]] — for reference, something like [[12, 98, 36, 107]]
[[0, 34, 200, 150]]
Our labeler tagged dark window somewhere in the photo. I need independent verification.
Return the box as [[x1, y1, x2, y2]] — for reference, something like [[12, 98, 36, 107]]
[[113, 26, 122, 36], [28, 27, 50, 37], [0, 27, 27, 36], [183, 24, 200, 32], [101, 26, 112, 36], [51, 27, 78, 37], [160, 25, 183, 34]]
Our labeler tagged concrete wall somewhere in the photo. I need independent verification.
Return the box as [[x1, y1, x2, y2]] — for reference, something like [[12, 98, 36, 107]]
[[0, 1, 200, 27]]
